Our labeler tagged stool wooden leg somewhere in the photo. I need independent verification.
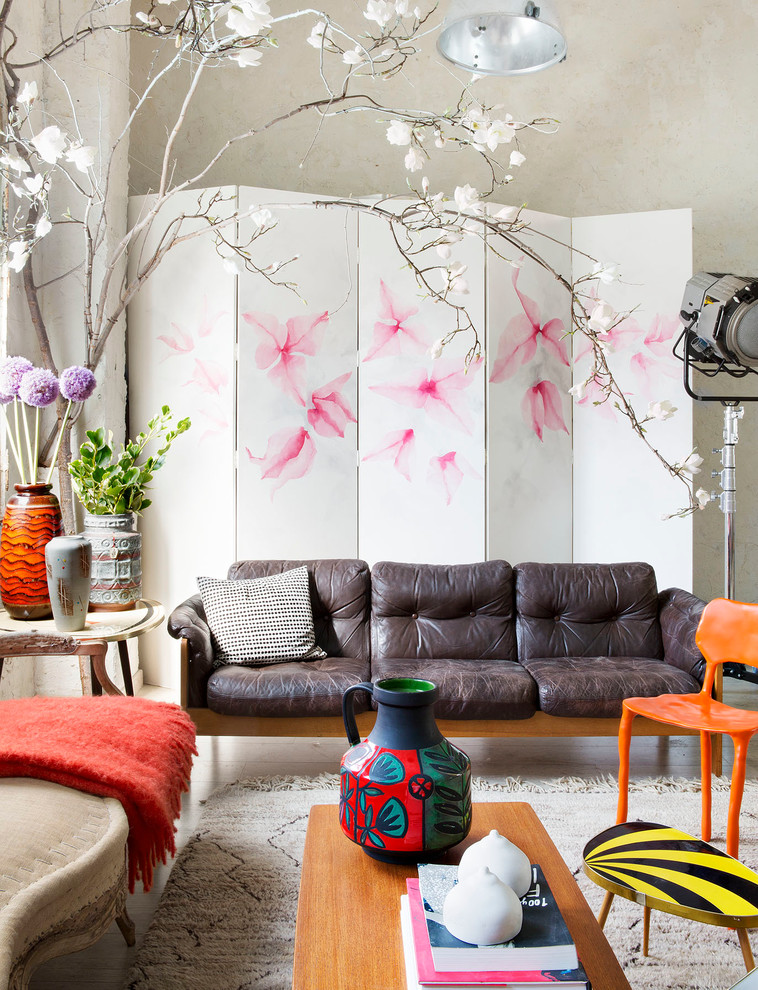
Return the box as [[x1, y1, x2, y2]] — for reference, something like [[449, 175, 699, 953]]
[[598, 891, 615, 928], [117, 640, 134, 696], [738, 929, 754, 972], [116, 908, 136, 947], [617, 708, 635, 824], [700, 730, 712, 843], [643, 905, 651, 956], [727, 735, 750, 858]]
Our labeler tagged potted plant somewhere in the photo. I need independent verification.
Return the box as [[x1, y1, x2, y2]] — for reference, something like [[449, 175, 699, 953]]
[[69, 406, 191, 610]]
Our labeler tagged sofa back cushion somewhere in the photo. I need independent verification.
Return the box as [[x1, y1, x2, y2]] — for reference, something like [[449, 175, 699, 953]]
[[227, 559, 370, 660], [371, 560, 518, 661], [515, 561, 664, 660]]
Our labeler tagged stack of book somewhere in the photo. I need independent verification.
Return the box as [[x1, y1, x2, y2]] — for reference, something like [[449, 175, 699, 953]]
[[400, 863, 590, 989]]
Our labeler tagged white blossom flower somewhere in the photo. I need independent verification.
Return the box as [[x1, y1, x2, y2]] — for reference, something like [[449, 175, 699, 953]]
[[434, 131, 446, 149], [404, 147, 424, 172], [509, 149, 526, 168], [226, 1, 272, 38], [135, 11, 159, 26], [65, 143, 97, 173], [588, 299, 615, 333], [364, 0, 395, 25], [1, 153, 30, 175], [232, 48, 263, 66], [695, 488, 711, 509], [222, 255, 245, 276], [342, 47, 364, 65], [395, 0, 410, 15], [307, 20, 333, 47], [568, 381, 587, 400], [7, 240, 29, 272], [35, 216, 52, 239], [413, 5, 421, 16], [251, 207, 273, 228], [23, 173, 43, 195], [429, 338, 445, 359], [18, 81, 37, 105], [453, 183, 482, 214], [421, 176, 430, 195], [678, 451, 704, 476], [647, 399, 677, 421], [592, 261, 620, 284], [493, 205, 516, 220], [31, 125, 66, 164], [435, 231, 462, 259], [386, 120, 412, 146], [444, 261, 469, 295], [484, 117, 516, 150]]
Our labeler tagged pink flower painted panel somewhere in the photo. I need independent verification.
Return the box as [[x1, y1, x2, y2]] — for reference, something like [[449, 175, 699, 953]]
[[571, 208, 693, 591], [236, 188, 359, 559], [486, 208, 573, 564], [126, 188, 238, 687], [358, 208, 485, 565]]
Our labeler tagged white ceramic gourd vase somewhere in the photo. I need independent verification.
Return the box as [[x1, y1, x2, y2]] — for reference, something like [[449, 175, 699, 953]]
[[457, 828, 533, 897], [443, 866, 523, 945]]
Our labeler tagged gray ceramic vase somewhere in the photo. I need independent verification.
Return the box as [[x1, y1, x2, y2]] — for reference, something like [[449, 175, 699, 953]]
[[45, 534, 92, 631], [82, 512, 142, 611]]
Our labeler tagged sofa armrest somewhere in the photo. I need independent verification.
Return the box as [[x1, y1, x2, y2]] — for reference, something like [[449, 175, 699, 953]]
[[658, 588, 707, 684], [168, 594, 215, 708]]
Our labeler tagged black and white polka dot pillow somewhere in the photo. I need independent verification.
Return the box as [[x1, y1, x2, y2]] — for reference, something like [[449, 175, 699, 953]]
[[197, 566, 327, 667]]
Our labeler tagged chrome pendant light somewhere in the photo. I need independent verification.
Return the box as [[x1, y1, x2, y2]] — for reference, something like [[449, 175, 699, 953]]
[[437, 0, 567, 76]]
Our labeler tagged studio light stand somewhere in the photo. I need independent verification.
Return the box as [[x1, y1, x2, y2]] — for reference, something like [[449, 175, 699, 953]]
[[676, 272, 758, 682]]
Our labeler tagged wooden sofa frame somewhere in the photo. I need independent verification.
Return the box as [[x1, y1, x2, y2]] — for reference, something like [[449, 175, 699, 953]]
[[179, 641, 724, 774]]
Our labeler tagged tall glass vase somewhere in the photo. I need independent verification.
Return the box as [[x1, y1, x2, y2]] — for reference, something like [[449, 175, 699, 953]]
[[0, 483, 63, 619]]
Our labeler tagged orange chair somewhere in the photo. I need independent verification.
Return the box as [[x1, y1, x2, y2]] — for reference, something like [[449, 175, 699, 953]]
[[617, 597, 758, 858]]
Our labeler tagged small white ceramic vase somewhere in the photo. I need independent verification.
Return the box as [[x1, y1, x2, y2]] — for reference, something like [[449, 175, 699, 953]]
[[457, 828, 533, 897], [443, 866, 523, 945]]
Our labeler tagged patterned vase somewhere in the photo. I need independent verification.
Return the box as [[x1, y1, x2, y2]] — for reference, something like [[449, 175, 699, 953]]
[[0, 483, 63, 619], [340, 677, 472, 863], [82, 512, 142, 611], [45, 535, 92, 631]]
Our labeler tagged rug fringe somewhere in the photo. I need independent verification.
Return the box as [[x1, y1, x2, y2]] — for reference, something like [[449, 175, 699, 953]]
[[200, 771, 737, 803]]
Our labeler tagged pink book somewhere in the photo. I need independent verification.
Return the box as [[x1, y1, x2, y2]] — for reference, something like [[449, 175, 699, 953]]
[[405, 880, 589, 987]]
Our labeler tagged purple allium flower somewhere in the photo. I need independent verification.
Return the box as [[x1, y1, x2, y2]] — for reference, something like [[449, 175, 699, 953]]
[[60, 365, 96, 402], [0, 392, 13, 406], [0, 356, 34, 397], [18, 368, 59, 407]]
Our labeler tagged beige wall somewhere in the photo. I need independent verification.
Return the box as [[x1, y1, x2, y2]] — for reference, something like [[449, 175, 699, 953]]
[[128, 0, 758, 602]]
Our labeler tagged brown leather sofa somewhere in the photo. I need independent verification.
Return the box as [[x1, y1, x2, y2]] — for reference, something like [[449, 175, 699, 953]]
[[168, 558, 712, 757]]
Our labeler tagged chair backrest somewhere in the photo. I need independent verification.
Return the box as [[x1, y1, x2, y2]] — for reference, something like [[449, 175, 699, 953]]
[[696, 597, 758, 694]]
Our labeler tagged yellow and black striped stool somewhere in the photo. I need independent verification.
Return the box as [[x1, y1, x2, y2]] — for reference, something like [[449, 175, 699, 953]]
[[583, 821, 758, 972]]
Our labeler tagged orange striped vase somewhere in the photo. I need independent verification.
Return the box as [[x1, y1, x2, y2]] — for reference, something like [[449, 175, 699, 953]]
[[0, 484, 63, 619]]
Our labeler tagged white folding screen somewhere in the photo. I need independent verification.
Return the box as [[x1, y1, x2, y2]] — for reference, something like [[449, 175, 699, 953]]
[[357, 211, 486, 564], [572, 208, 693, 591], [127, 192, 693, 686], [127, 189, 237, 688], [486, 210, 573, 564]]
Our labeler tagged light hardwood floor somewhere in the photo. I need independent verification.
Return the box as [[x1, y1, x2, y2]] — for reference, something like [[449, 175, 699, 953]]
[[29, 679, 758, 990]]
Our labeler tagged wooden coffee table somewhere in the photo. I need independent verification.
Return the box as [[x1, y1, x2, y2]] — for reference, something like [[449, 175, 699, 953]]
[[293, 802, 631, 989]]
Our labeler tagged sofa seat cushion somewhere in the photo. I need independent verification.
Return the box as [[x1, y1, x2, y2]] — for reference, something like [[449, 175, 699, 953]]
[[520, 656, 702, 717], [207, 657, 371, 717], [370, 657, 538, 719]]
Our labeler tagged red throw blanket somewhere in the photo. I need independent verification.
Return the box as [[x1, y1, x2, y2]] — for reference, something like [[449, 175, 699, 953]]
[[0, 695, 197, 892]]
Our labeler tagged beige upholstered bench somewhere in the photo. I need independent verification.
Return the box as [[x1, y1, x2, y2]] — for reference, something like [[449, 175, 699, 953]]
[[0, 778, 134, 990]]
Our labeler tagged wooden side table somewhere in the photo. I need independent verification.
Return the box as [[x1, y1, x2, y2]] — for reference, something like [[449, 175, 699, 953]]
[[0, 600, 165, 696]]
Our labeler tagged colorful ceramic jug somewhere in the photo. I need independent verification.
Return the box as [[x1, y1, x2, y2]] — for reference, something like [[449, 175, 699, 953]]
[[340, 677, 472, 862]]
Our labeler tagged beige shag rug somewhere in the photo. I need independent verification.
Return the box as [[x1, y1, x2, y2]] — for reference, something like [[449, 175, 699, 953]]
[[123, 774, 758, 990]]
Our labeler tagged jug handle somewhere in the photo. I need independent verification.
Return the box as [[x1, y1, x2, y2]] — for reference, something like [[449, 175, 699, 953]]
[[342, 681, 374, 747]]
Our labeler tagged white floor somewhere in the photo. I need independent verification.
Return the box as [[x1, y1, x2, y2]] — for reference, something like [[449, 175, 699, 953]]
[[29, 679, 758, 990]]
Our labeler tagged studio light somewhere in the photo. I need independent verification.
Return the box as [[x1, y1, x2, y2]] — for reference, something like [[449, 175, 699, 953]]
[[437, 0, 567, 76]]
